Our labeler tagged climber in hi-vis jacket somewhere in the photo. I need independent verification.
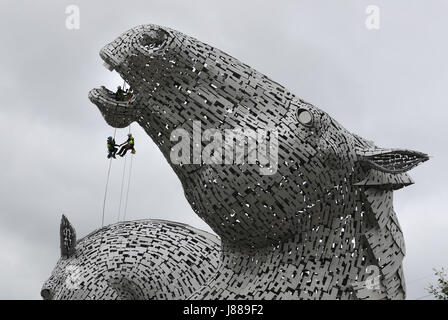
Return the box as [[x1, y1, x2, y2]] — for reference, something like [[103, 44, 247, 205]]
[[106, 136, 118, 159], [118, 133, 135, 157]]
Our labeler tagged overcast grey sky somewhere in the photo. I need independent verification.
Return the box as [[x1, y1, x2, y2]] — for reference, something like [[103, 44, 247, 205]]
[[0, 0, 446, 300]]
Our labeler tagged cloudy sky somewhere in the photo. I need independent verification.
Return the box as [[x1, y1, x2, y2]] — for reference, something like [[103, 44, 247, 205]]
[[0, 0, 446, 300]]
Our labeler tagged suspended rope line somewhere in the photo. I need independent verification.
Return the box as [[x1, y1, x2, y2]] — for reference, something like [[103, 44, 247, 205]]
[[117, 121, 131, 222], [101, 128, 117, 227], [407, 274, 434, 286], [117, 150, 128, 222], [415, 293, 432, 300], [122, 124, 133, 221], [122, 151, 134, 221]]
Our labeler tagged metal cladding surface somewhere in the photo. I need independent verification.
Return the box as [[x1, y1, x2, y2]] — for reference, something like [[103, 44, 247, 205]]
[[42, 219, 220, 300]]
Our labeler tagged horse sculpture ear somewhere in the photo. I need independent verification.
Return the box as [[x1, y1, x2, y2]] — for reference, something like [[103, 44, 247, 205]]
[[60, 214, 77, 258], [356, 148, 429, 173]]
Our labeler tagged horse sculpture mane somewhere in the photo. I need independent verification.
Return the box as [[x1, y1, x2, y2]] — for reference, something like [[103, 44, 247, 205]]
[[43, 24, 428, 300]]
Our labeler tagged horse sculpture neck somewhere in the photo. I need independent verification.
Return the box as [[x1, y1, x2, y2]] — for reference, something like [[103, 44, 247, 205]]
[[191, 183, 407, 300], [191, 203, 367, 299]]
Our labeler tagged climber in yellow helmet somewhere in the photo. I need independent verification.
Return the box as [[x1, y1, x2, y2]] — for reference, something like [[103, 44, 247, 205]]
[[118, 133, 135, 157]]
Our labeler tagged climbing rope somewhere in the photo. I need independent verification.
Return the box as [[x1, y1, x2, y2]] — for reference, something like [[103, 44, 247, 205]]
[[122, 148, 134, 221], [101, 128, 117, 227], [117, 160, 127, 221], [117, 127, 129, 222]]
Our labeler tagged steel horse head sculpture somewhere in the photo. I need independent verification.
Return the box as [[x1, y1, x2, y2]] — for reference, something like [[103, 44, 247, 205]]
[[44, 24, 428, 300]]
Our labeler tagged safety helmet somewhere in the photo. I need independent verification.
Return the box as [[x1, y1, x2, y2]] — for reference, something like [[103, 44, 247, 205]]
[[108, 136, 112, 140]]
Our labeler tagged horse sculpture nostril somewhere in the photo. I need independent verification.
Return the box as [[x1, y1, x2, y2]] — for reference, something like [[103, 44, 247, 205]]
[[41, 288, 53, 300]]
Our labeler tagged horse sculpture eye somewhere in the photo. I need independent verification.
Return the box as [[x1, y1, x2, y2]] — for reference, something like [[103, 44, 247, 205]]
[[296, 109, 313, 127]]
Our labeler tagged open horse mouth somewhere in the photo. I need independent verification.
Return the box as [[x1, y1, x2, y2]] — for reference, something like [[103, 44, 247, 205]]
[[88, 52, 138, 128], [88, 28, 171, 128]]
